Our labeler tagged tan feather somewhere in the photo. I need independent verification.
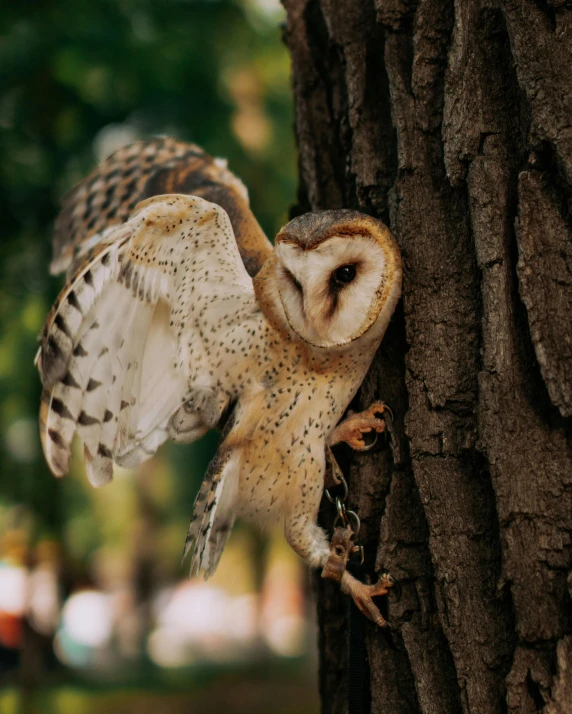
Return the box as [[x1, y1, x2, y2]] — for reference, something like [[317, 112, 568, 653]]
[[183, 449, 238, 578], [52, 137, 271, 279], [38, 194, 255, 484]]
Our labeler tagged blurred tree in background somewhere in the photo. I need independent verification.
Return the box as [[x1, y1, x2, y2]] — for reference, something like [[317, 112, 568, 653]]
[[0, 2, 314, 711], [1, 0, 294, 560]]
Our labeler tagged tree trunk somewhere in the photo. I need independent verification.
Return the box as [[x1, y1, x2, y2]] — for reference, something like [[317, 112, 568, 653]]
[[282, 2, 572, 713]]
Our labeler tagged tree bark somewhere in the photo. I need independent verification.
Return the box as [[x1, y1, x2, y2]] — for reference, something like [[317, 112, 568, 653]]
[[282, 1, 572, 713]]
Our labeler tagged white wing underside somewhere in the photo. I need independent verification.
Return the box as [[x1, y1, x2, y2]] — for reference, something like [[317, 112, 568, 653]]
[[38, 194, 255, 491]]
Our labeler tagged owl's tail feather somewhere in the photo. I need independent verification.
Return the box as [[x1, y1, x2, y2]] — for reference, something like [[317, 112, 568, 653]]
[[183, 449, 237, 579]]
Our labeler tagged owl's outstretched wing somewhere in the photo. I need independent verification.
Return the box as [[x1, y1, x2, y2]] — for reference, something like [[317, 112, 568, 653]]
[[52, 137, 272, 278], [36, 194, 257, 486]]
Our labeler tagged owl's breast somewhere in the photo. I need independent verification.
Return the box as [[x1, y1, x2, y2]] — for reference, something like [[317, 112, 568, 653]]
[[232, 353, 367, 524]]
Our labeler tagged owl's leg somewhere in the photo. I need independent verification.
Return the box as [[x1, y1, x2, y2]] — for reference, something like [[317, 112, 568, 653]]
[[341, 571, 394, 627], [284, 486, 330, 570], [328, 402, 388, 451], [324, 402, 385, 486], [285, 505, 394, 626], [321, 528, 394, 627], [285, 516, 330, 569]]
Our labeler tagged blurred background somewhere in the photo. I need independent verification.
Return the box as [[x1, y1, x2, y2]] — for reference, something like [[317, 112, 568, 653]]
[[0, 1, 319, 712]]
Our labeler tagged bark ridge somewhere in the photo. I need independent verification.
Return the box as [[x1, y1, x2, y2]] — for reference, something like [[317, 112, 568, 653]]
[[283, 1, 572, 712]]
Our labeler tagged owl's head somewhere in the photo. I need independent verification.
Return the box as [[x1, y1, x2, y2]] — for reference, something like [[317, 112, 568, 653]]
[[273, 210, 402, 349]]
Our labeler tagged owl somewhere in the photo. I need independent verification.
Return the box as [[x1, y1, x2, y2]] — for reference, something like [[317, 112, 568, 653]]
[[36, 138, 402, 625]]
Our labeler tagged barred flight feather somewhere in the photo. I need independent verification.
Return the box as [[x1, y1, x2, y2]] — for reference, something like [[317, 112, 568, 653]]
[[38, 194, 254, 490], [183, 449, 238, 578]]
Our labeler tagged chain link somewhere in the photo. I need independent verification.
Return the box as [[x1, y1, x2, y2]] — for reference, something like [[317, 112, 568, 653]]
[[325, 472, 363, 563], [324, 475, 348, 504]]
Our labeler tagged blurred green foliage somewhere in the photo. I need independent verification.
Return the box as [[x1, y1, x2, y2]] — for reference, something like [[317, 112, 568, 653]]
[[0, 0, 295, 574], [0, 663, 319, 713]]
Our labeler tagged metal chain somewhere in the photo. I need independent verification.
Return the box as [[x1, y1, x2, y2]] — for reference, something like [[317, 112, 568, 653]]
[[325, 474, 364, 564]]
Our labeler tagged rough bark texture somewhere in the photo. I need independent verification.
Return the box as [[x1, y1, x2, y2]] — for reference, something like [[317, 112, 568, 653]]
[[282, 1, 572, 713]]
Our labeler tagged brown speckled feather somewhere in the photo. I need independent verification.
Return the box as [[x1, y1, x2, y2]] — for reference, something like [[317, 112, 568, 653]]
[[52, 137, 272, 277]]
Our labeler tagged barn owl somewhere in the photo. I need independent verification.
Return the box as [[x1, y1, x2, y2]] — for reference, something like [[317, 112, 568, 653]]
[[36, 138, 402, 624]]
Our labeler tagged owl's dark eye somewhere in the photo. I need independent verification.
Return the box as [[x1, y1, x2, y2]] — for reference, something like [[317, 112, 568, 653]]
[[333, 264, 357, 285]]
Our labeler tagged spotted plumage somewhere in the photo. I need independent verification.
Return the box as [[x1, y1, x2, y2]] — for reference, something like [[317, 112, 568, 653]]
[[52, 137, 271, 277], [36, 138, 401, 601]]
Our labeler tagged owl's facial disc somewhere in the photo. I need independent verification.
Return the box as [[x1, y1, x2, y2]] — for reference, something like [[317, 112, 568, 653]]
[[275, 233, 392, 348]]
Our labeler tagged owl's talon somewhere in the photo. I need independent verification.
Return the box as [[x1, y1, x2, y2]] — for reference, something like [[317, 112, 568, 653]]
[[341, 570, 395, 627], [329, 401, 389, 451], [357, 434, 378, 452]]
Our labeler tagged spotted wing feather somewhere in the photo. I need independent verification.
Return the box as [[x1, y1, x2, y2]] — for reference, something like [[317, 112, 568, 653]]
[[37, 194, 255, 485], [52, 137, 272, 278]]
